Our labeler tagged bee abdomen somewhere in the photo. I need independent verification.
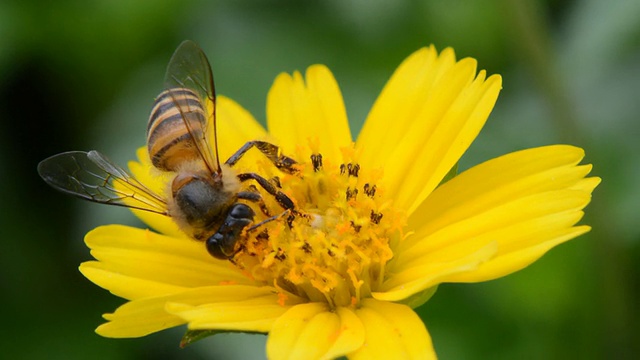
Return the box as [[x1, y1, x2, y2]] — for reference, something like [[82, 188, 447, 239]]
[[147, 88, 206, 171]]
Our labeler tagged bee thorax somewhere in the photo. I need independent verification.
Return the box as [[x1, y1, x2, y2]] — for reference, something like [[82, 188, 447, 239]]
[[169, 175, 235, 236]]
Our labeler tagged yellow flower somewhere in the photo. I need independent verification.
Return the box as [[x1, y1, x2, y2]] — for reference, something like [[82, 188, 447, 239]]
[[80, 46, 599, 359]]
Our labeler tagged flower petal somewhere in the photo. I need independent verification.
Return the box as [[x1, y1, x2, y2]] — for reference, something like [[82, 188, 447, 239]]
[[267, 65, 352, 163], [401, 190, 591, 267], [97, 296, 186, 338], [445, 225, 591, 283], [166, 291, 299, 333], [215, 95, 268, 161], [96, 285, 278, 338], [379, 145, 599, 299], [373, 242, 497, 301], [267, 303, 365, 360], [402, 145, 596, 253], [80, 262, 187, 299], [356, 46, 502, 214], [349, 299, 436, 360], [81, 225, 253, 300]]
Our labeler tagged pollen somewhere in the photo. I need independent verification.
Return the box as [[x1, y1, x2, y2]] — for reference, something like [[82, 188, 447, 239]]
[[233, 145, 405, 309]]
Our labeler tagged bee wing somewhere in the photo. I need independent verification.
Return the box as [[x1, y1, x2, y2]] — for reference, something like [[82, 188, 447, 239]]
[[38, 150, 169, 215], [164, 40, 222, 176]]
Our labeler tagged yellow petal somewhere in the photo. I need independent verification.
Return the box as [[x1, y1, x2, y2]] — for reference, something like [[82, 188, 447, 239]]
[[357, 46, 450, 162], [166, 289, 301, 333], [166, 302, 283, 333], [82, 225, 252, 300], [215, 95, 268, 161], [80, 261, 187, 299], [402, 145, 595, 252], [267, 303, 365, 360], [379, 146, 598, 299], [445, 225, 591, 283], [356, 46, 502, 214], [401, 190, 592, 267], [350, 299, 436, 360], [373, 242, 497, 301], [97, 285, 277, 338], [96, 296, 186, 338], [267, 65, 352, 162]]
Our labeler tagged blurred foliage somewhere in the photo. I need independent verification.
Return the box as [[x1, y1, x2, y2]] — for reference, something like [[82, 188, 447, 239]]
[[1, 0, 639, 358]]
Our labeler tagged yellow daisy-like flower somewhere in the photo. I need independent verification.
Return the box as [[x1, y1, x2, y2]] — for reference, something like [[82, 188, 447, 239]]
[[80, 46, 599, 359]]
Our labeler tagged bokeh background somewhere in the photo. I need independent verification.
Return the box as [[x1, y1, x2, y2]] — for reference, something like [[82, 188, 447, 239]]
[[1, 0, 638, 358]]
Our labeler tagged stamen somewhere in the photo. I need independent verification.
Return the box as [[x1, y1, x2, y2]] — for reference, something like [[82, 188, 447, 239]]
[[350, 221, 362, 233], [346, 187, 358, 201], [348, 163, 360, 177], [363, 183, 376, 197], [339, 163, 360, 177], [370, 210, 383, 224], [234, 144, 403, 309], [311, 154, 323, 172]]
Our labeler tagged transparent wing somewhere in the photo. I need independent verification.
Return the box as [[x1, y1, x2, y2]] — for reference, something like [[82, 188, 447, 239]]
[[38, 150, 168, 215], [164, 40, 221, 175]]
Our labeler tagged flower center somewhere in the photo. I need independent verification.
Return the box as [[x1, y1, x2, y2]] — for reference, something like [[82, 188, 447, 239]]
[[232, 145, 406, 308]]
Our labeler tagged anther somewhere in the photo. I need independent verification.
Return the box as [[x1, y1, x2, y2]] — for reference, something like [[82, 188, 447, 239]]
[[370, 210, 383, 224], [286, 213, 295, 228], [346, 187, 358, 201], [363, 183, 377, 197], [256, 229, 269, 241], [350, 221, 362, 233], [275, 249, 287, 261], [347, 163, 360, 177], [302, 242, 312, 253], [311, 154, 323, 172]]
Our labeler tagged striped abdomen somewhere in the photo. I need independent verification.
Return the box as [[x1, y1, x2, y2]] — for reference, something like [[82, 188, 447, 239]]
[[147, 88, 206, 172]]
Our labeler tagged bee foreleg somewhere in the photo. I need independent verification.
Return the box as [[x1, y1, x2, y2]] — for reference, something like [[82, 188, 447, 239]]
[[237, 172, 295, 210], [237, 190, 272, 217], [225, 141, 298, 174], [247, 209, 292, 233]]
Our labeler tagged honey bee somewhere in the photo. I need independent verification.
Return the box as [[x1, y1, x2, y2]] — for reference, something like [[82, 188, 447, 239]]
[[38, 40, 298, 259]]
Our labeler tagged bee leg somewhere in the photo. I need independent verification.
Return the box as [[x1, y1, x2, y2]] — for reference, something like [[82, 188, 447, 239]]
[[237, 172, 295, 211], [247, 209, 291, 233], [237, 190, 272, 217], [225, 141, 299, 174]]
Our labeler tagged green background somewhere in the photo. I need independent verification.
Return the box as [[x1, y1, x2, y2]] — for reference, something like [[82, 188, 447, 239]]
[[1, 0, 638, 358]]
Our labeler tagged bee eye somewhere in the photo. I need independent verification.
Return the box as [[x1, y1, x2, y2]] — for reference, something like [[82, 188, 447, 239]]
[[206, 233, 229, 260], [206, 204, 255, 260], [229, 203, 255, 219]]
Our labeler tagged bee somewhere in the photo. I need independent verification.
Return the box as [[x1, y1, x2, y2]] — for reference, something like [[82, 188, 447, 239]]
[[38, 40, 299, 259]]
